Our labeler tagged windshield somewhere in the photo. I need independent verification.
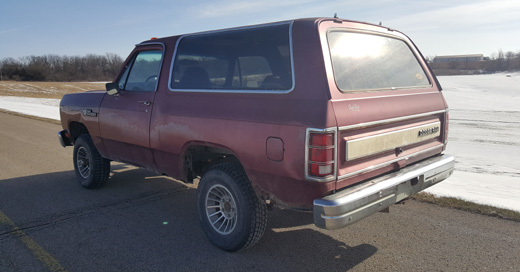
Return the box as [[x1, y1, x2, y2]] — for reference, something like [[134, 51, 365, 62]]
[[327, 30, 430, 92]]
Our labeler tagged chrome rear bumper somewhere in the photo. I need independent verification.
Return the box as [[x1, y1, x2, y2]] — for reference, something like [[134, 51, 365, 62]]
[[313, 155, 455, 230]]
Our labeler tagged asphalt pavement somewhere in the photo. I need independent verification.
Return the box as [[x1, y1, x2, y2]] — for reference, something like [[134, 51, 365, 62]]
[[1, 112, 519, 272]]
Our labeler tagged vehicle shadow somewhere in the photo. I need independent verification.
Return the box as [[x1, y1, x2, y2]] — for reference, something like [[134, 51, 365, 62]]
[[0, 165, 377, 271]]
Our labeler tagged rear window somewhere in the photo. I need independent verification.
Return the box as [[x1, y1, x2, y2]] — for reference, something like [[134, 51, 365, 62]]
[[171, 23, 293, 92], [327, 31, 430, 92]]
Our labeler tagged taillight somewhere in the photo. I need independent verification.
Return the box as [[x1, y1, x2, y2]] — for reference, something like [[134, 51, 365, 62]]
[[306, 130, 336, 180]]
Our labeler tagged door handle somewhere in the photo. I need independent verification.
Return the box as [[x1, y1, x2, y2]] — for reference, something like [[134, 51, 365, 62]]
[[138, 101, 151, 106]]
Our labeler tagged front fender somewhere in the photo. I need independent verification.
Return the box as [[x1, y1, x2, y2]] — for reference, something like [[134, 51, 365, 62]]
[[60, 91, 106, 139]]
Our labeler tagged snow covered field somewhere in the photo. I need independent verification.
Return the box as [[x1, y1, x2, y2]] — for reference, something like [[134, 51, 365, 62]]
[[0, 73, 519, 211], [424, 73, 520, 212]]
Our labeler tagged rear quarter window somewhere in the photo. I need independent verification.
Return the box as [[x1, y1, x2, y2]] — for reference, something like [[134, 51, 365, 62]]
[[170, 23, 293, 93], [327, 31, 430, 92]]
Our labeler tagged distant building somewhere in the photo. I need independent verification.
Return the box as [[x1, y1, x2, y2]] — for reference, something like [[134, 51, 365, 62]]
[[433, 54, 484, 63]]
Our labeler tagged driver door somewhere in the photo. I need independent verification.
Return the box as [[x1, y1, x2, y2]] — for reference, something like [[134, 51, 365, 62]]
[[98, 47, 163, 171]]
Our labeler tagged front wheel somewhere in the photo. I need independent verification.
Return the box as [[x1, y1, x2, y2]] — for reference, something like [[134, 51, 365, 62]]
[[197, 163, 267, 252], [73, 134, 110, 189]]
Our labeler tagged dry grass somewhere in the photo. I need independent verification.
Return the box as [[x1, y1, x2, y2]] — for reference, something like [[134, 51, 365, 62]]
[[412, 192, 520, 222], [0, 81, 106, 99]]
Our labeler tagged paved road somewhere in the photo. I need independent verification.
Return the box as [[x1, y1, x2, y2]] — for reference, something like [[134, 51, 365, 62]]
[[1, 112, 519, 272]]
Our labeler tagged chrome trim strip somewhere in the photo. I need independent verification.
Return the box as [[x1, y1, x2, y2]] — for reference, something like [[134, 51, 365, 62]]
[[339, 110, 446, 131], [168, 21, 295, 94], [305, 127, 338, 182], [331, 91, 440, 102], [443, 108, 450, 144], [348, 121, 441, 143], [338, 144, 444, 180]]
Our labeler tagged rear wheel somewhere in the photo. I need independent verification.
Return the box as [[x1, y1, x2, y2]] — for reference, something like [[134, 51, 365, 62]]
[[197, 163, 267, 252], [73, 134, 110, 189]]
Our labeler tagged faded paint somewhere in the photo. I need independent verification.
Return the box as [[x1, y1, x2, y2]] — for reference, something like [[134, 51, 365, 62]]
[[58, 18, 449, 209]]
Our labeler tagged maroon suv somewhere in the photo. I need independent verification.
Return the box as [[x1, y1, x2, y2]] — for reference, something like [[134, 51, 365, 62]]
[[58, 17, 454, 251]]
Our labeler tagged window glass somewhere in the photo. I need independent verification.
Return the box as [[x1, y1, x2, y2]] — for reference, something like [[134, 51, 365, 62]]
[[119, 50, 162, 92], [118, 65, 130, 90], [232, 56, 271, 89], [171, 23, 292, 91], [327, 31, 430, 92]]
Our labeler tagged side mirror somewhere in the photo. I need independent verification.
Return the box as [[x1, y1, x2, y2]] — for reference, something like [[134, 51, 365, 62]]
[[106, 82, 120, 96]]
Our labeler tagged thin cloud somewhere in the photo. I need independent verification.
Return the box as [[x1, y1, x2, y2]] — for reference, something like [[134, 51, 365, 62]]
[[386, 0, 520, 32], [382, 0, 520, 56], [0, 25, 31, 35], [194, 0, 315, 18]]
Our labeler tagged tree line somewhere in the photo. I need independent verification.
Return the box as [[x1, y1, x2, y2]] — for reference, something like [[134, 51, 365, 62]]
[[0, 54, 124, 82], [428, 49, 520, 75], [485, 50, 520, 72]]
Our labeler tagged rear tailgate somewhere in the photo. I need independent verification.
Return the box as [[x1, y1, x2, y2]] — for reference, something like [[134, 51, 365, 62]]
[[317, 19, 449, 191], [333, 96, 448, 190]]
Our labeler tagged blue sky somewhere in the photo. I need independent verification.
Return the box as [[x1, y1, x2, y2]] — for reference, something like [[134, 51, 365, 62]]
[[1, 0, 519, 59]]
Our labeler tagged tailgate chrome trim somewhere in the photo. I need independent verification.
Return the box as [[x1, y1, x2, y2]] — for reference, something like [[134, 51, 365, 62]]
[[339, 110, 446, 131], [314, 154, 454, 230]]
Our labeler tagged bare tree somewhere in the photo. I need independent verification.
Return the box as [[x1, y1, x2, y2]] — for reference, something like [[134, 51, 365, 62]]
[[0, 54, 123, 81], [505, 51, 515, 71]]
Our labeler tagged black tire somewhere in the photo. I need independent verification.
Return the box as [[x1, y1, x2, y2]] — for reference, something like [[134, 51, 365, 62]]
[[197, 163, 267, 252], [73, 134, 110, 189]]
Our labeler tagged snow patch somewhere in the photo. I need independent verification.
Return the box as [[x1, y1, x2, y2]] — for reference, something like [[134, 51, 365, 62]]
[[426, 171, 520, 211], [0, 96, 60, 120]]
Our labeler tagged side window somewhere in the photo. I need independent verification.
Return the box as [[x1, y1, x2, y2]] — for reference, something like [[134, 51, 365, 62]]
[[118, 50, 162, 92], [171, 23, 293, 92]]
